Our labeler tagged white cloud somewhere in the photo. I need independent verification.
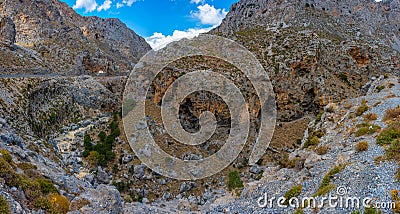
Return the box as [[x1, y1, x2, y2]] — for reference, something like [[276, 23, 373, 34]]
[[73, 0, 98, 13], [190, 0, 204, 4], [116, 2, 124, 8], [146, 27, 213, 50], [191, 4, 228, 26], [97, 0, 112, 12], [116, 0, 136, 8], [123, 0, 136, 6]]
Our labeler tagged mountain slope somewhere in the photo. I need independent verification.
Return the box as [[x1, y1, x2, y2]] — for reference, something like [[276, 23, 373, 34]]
[[211, 0, 400, 121], [0, 0, 151, 75]]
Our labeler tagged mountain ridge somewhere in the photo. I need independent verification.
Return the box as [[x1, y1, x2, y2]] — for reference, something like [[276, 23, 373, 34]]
[[211, 0, 400, 121], [0, 0, 151, 75]]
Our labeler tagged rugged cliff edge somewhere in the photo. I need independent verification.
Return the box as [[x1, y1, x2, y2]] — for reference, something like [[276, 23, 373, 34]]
[[0, 0, 151, 75]]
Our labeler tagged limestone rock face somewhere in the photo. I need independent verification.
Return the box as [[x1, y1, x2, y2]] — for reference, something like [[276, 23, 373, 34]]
[[70, 184, 123, 214], [0, 0, 151, 74], [0, 17, 15, 44]]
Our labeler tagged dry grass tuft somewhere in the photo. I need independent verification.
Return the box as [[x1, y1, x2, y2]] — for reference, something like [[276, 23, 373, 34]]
[[355, 141, 369, 152], [383, 106, 400, 122], [363, 113, 378, 122]]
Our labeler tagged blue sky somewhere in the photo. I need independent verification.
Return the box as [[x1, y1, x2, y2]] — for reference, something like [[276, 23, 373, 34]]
[[61, 0, 237, 48]]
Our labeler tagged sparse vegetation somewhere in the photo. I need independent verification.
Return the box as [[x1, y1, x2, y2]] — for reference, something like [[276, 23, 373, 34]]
[[374, 155, 386, 165], [315, 145, 330, 155], [376, 85, 385, 93], [383, 106, 400, 122], [38, 178, 59, 195], [283, 185, 302, 205], [303, 128, 324, 148], [0, 195, 10, 214], [0, 150, 69, 213], [83, 112, 120, 166], [303, 136, 320, 148], [313, 164, 347, 197], [364, 206, 381, 214], [339, 73, 350, 84], [294, 208, 304, 214], [363, 113, 378, 122], [254, 170, 264, 180], [228, 171, 244, 191], [356, 101, 369, 116], [376, 122, 400, 182], [326, 104, 336, 113], [355, 123, 381, 137], [34, 193, 70, 214], [0, 149, 13, 163], [392, 190, 399, 201], [355, 141, 369, 152], [315, 112, 323, 123], [277, 153, 296, 168], [392, 190, 400, 213], [376, 122, 400, 145]]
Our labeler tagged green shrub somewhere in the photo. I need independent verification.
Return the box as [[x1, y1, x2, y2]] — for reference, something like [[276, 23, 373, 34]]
[[364, 207, 380, 214], [47, 193, 70, 214], [84, 134, 92, 148], [38, 178, 59, 194], [376, 123, 400, 145], [376, 85, 385, 93], [355, 123, 381, 137], [313, 182, 336, 197], [386, 139, 400, 161], [316, 112, 323, 123], [17, 162, 37, 171], [228, 171, 244, 191], [356, 105, 369, 116], [283, 185, 302, 204], [294, 208, 304, 214], [98, 131, 106, 142], [0, 150, 13, 163], [0, 157, 18, 187], [83, 113, 120, 166], [314, 165, 346, 197], [0, 195, 10, 214], [303, 136, 319, 148], [277, 153, 296, 168], [86, 151, 100, 166], [19, 175, 41, 200], [339, 73, 350, 84], [34, 197, 51, 210]]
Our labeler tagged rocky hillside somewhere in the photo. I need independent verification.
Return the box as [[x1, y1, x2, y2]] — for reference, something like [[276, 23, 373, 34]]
[[211, 0, 400, 121], [0, 0, 151, 75], [201, 75, 400, 213]]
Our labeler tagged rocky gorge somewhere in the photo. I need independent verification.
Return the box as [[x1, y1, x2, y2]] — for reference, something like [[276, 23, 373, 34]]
[[0, 0, 399, 213]]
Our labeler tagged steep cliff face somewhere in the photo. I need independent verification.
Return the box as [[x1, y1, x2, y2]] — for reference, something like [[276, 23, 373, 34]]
[[0, 0, 151, 75], [211, 0, 400, 121]]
